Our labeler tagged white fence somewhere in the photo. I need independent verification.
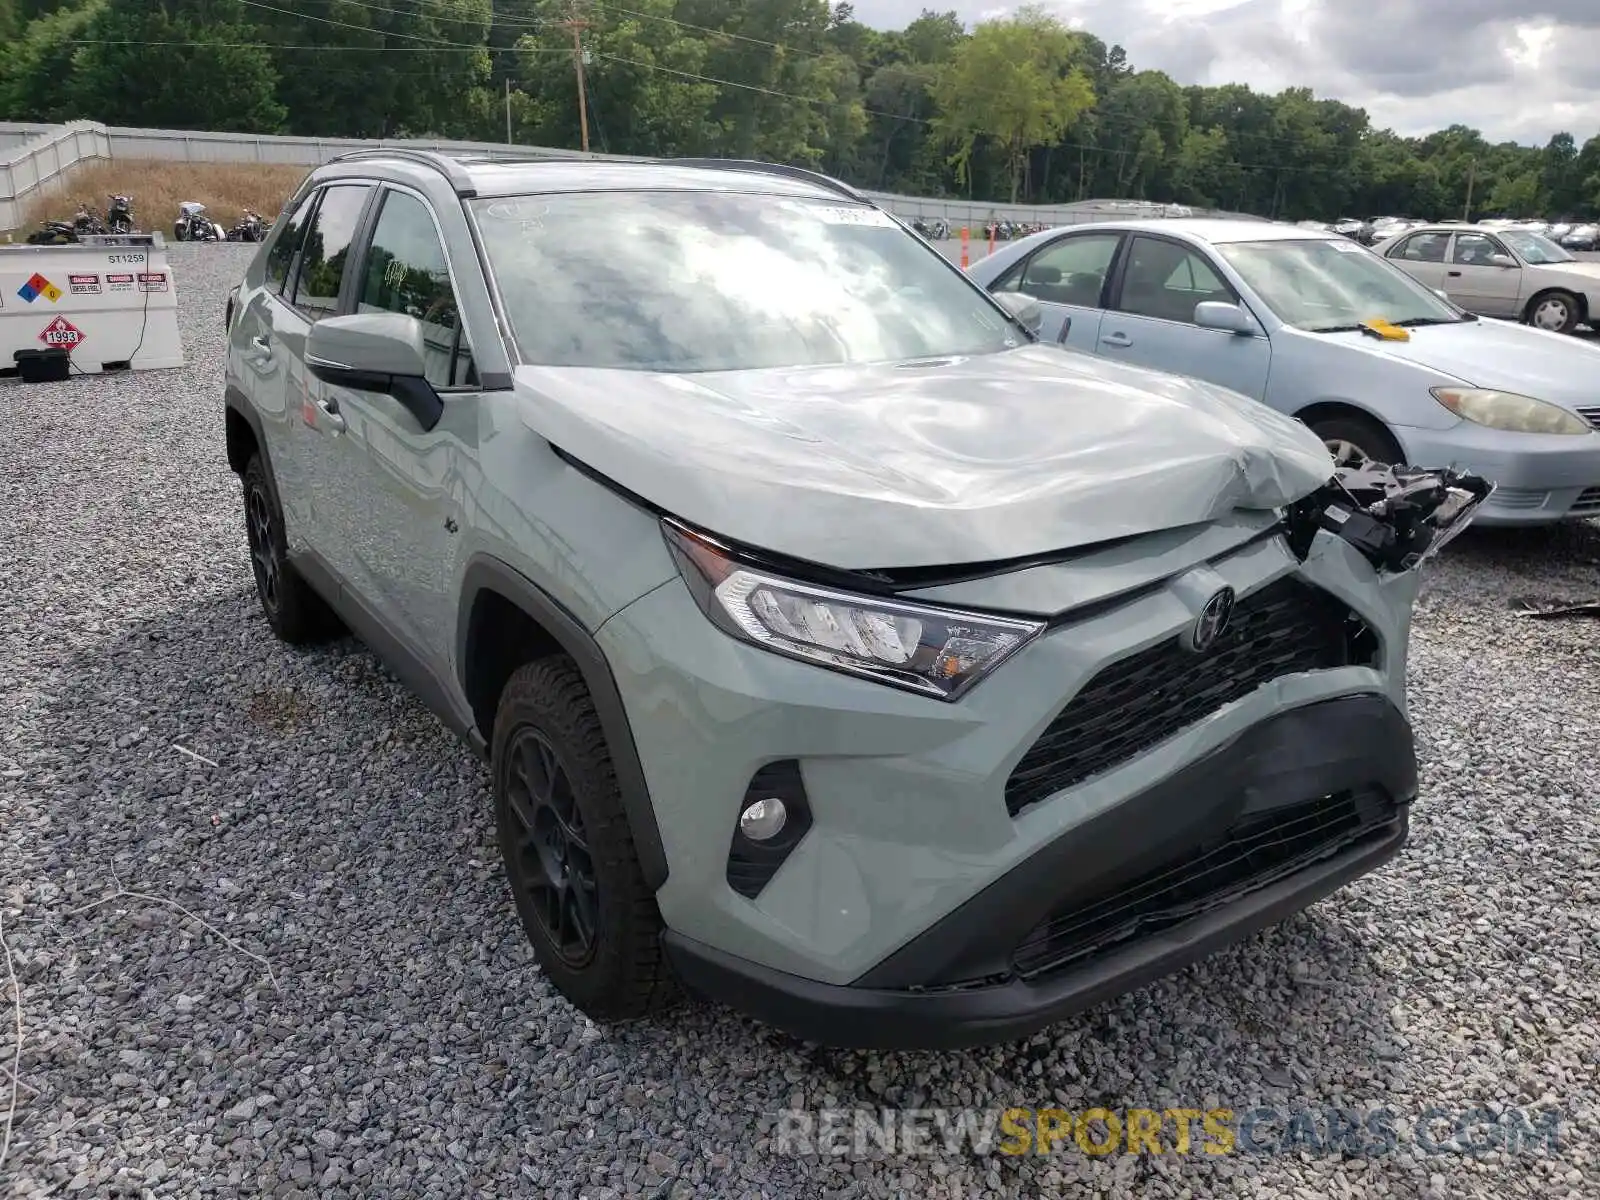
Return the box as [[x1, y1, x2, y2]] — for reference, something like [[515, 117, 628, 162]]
[[0, 122, 112, 229], [1, 118, 1263, 231]]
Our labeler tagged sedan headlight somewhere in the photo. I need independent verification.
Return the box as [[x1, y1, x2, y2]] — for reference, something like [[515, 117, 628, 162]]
[[663, 519, 1044, 700], [1429, 388, 1591, 436]]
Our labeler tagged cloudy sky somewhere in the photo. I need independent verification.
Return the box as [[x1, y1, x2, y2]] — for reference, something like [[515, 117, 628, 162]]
[[850, 0, 1600, 146]]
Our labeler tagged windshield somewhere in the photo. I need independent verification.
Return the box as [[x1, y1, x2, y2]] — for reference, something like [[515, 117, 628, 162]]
[[1499, 230, 1574, 264], [1216, 238, 1467, 331], [470, 191, 1024, 371]]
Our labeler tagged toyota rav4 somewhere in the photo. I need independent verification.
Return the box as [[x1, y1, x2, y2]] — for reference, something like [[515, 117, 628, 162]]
[[222, 151, 1488, 1049]]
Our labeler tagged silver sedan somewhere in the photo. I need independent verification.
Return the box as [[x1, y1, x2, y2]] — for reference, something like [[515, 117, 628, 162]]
[[1375, 224, 1599, 334], [964, 218, 1600, 525]]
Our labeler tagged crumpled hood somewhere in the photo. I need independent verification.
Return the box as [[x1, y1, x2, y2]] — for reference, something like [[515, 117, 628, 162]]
[[1313, 317, 1600, 405], [514, 344, 1334, 569]]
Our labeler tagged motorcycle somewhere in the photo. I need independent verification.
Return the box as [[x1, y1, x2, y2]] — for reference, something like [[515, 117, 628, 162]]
[[225, 209, 266, 242], [26, 217, 79, 244], [107, 193, 134, 235], [173, 201, 224, 242], [73, 200, 108, 236]]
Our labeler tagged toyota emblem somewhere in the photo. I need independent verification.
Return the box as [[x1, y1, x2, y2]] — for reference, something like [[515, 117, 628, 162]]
[[1186, 586, 1236, 653]]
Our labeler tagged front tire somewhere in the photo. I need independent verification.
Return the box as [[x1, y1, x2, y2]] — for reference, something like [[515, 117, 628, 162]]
[[1308, 412, 1404, 468], [1525, 290, 1581, 335], [492, 659, 678, 1022], [241, 454, 339, 644]]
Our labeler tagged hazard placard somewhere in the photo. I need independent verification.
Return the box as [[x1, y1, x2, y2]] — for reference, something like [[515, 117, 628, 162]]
[[39, 315, 85, 347]]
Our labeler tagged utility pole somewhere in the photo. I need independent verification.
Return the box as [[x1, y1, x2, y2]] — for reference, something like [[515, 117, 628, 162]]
[[560, 2, 592, 153], [505, 77, 512, 145], [1462, 158, 1476, 221]]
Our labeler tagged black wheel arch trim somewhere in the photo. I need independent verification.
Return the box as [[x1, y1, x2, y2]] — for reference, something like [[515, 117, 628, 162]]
[[456, 555, 669, 892], [224, 384, 274, 480]]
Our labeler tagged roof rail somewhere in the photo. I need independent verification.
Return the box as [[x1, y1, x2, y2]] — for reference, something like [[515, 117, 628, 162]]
[[656, 158, 865, 203], [322, 147, 479, 197]]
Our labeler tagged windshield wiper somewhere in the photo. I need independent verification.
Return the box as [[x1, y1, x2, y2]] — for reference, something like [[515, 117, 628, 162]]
[[1307, 323, 1366, 333], [1394, 315, 1474, 327]]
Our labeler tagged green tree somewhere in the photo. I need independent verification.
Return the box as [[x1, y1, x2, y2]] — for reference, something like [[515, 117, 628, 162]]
[[0, 0, 104, 121], [72, 0, 284, 131], [930, 6, 1095, 202]]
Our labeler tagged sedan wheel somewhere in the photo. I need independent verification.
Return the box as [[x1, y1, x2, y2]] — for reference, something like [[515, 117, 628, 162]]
[[1527, 291, 1579, 335], [1308, 413, 1404, 469], [1325, 438, 1373, 467]]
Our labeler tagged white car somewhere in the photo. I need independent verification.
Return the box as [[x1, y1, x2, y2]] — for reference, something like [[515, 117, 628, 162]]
[[1376, 224, 1598, 334]]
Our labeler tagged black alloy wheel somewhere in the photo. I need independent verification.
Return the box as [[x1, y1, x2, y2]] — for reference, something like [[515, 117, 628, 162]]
[[502, 727, 599, 967]]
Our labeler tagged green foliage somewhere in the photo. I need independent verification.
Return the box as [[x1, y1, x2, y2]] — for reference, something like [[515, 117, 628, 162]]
[[930, 8, 1095, 202], [1, 0, 1597, 220]]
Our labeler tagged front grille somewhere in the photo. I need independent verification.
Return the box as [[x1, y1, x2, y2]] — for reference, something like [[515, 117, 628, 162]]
[[1571, 487, 1600, 515], [1576, 405, 1600, 432], [1004, 578, 1362, 816], [1011, 787, 1401, 979]]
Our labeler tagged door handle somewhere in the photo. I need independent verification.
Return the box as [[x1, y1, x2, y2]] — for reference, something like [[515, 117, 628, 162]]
[[1056, 316, 1073, 344], [1101, 331, 1132, 348], [1446, 270, 1462, 277], [249, 334, 272, 355], [314, 395, 346, 433]]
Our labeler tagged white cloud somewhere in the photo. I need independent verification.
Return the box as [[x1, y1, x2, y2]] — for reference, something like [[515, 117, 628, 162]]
[[847, 0, 1600, 145]]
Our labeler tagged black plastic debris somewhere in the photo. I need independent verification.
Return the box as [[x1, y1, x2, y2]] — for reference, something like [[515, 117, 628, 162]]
[[1284, 462, 1494, 573]]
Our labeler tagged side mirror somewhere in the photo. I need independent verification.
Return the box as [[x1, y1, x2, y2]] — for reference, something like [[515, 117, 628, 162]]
[[993, 290, 1044, 335], [305, 312, 443, 431], [1489, 254, 1517, 268], [1194, 301, 1256, 335]]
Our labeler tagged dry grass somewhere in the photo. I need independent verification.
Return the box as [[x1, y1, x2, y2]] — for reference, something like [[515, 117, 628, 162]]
[[21, 160, 308, 233]]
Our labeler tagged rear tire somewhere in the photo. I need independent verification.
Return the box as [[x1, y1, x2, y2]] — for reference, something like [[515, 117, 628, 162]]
[[1307, 412, 1404, 468], [492, 658, 679, 1022], [241, 454, 340, 645], [1525, 289, 1581, 335]]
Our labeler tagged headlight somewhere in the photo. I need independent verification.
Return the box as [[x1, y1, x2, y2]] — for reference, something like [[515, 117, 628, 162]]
[[1429, 388, 1591, 435], [663, 519, 1044, 700]]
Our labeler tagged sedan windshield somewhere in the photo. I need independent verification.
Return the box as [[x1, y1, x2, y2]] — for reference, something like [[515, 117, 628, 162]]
[[469, 191, 1023, 371], [1499, 230, 1575, 264], [1216, 238, 1467, 332]]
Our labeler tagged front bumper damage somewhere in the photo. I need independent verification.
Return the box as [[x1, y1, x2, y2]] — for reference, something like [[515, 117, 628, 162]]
[[1285, 462, 1494, 573], [628, 462, 1494, 1051]]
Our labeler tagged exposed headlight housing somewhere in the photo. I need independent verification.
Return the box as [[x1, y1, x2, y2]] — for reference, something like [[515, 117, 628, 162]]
[[1430, 387, 1591, 435], [663, 519, 1044, 701]]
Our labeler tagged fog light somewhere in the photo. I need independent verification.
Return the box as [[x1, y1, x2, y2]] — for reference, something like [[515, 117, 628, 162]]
[[739, 797, 788, 841]]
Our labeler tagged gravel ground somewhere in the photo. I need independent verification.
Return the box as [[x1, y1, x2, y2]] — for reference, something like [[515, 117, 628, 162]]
[[2, 242, 1599, 1199]]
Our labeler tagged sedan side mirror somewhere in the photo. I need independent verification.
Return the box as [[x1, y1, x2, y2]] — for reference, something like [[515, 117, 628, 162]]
[[306, 312, 443, 431], [993, 290, 1044, 335], [1193, 300, 1257, 335], [1489, 254, 1517, 268]]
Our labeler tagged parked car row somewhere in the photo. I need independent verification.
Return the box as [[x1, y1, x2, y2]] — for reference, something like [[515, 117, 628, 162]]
[[1307, 215, 1600, 252], [222, 153, 1497, 1051]]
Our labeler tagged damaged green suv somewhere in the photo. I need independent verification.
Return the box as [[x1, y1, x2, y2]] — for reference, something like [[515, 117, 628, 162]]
[[223, 150, 1489, 1049]]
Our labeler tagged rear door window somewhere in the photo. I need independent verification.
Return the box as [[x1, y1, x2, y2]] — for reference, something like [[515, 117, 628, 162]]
[[994, 233, 1122, 308], [1392, 232, 1448, 263], [288, 184, 374, 319]]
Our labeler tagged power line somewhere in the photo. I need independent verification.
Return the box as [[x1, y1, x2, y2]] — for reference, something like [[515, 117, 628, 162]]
[[332, 0, 565, 29], [236, 0, 487, 47], [60, 37, 569, 53]]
